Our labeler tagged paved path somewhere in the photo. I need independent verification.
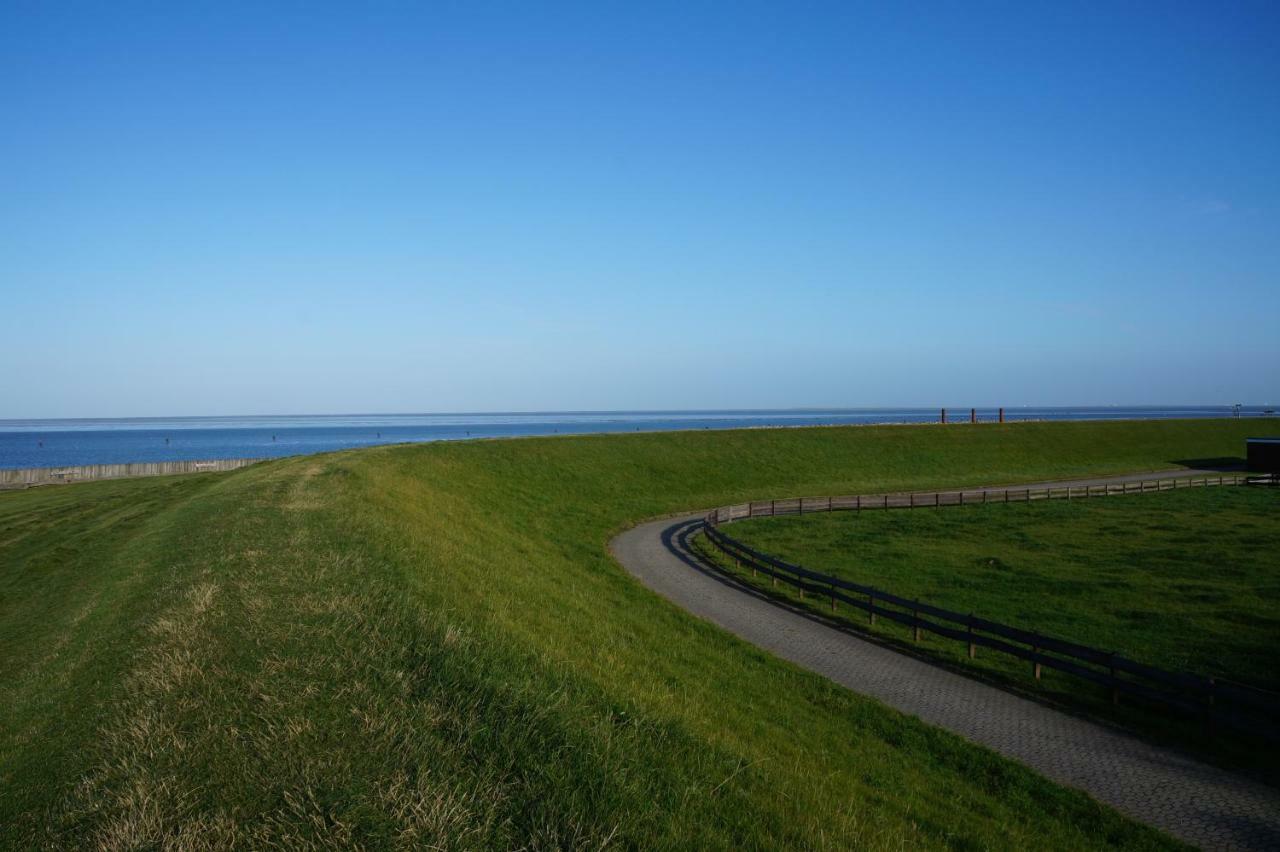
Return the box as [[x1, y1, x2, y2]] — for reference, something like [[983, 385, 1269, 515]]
[[610, 471, 1280, 850]]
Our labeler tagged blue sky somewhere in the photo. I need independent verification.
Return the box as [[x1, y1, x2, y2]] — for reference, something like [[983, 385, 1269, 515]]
[[2, 1, 1277, 417]]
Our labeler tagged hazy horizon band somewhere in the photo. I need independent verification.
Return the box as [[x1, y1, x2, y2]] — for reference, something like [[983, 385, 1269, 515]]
[[2, 406, 1275, 470]]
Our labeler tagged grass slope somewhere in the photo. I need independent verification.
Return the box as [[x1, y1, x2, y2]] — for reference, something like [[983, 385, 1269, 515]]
[[2, 419, 1260, 849]]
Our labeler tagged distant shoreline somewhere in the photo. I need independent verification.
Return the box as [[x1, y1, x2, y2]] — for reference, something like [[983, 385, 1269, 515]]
[[3, 411, 1276, 476]]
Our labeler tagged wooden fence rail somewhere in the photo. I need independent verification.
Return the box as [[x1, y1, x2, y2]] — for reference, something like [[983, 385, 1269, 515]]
[[702, 473, 1280, 742], [0, 457, 262, 489]]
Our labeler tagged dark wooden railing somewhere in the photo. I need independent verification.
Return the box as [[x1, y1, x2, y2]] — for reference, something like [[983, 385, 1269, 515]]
[[701, 473, 1279, 742]]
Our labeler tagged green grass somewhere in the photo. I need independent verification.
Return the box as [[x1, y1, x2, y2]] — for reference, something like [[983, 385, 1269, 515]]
[[690, 486, 1280, 777], [707, 488, 1280, 691], [2, 418, 1266, 849]]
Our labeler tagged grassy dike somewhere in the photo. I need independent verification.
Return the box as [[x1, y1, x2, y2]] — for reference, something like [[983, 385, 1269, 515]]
[[1, 419, 1260, 849]]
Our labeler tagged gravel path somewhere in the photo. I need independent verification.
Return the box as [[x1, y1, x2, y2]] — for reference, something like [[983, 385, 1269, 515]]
[[609, 471, 1280, 850]]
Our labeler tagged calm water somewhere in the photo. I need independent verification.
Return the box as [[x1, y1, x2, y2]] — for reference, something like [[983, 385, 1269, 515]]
[[1, 407, 1274, 469]]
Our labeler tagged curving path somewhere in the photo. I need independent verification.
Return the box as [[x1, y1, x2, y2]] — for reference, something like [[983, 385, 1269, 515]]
[[610, 471, 1280, 850]]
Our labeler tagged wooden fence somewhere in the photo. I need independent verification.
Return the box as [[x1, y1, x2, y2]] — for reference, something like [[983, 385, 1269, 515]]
[[709, 474, 1256, 521], [702, 473, 1279, 742], [0, 457, 262, 489]]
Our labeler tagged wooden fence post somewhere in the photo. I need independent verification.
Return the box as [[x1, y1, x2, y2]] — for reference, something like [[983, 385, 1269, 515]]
[[913, 603, 921, 642], [967, 617, 976, 659], [1205, 676, 1217, 734], [868, 594, 875, 625]]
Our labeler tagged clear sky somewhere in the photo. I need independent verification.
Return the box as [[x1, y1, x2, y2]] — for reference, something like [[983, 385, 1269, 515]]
[[3, 1, 1277, 418]]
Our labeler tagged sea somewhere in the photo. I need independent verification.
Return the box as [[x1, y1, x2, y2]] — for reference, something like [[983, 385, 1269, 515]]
[[1, 407, 1275, 470]]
